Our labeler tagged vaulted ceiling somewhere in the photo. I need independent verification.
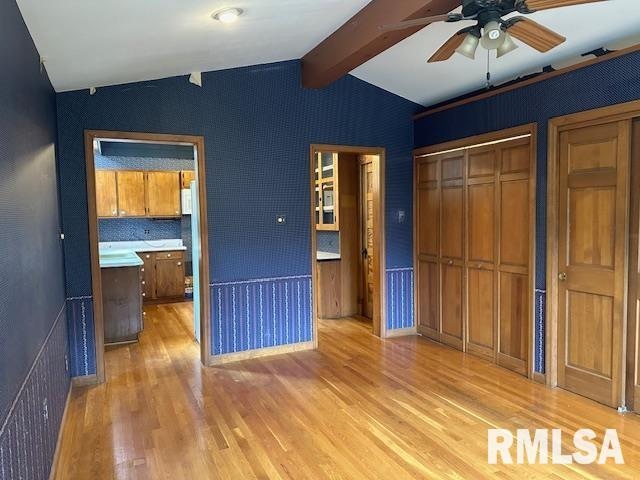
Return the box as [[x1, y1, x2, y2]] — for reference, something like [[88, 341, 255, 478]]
[[16, 0, 640, 106]]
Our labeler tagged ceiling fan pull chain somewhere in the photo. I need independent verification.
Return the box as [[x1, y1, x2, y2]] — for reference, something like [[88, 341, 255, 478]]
[[486, 49, 492, 89]]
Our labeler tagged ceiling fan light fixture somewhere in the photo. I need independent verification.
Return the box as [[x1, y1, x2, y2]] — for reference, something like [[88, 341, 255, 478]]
[[496, 32, 519, 58], [455, 33, 480, 60], [480, 21, 504, 50]]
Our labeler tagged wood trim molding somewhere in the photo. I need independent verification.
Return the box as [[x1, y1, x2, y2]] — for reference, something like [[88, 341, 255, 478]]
[[414, 44, 640, 120], [209, 341, 314, 365], [546, 102, 640, 391], [71, 374, 99, 387], [84, 130, 213, 378], [310, 144, 387, 341], [385, 326, 417, 338], [48, 387, 72, 480], [533, 372, 546, 385]]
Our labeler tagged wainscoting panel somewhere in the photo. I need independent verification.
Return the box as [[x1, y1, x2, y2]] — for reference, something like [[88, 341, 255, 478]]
[[66, 297, 96, 377], [0, 305, 70, 480], [211, 276, 313, 355], [386, 268, 415, 330]]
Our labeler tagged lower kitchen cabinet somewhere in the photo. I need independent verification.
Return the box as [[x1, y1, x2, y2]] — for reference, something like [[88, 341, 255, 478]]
[[139, 250, 185, 301]]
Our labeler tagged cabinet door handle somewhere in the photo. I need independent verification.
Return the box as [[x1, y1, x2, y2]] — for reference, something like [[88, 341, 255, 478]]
[[146, 255, 150, 259], [120, 210, 126, 215], [112, 210, 117, 215], [177, 262, 182, 266], [141, 280, 145, 285], [167, 254, 171, 257], [142, 293, 146, 297]]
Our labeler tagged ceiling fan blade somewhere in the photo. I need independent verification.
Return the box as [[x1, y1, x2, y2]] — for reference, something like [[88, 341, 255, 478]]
[[428, 32, 466, 63], [523, 0, 606, 11], [507, 18, 566, 52], [380, 14, 458, 32]]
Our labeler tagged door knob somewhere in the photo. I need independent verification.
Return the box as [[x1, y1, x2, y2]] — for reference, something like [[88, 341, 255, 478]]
[[558, 272, 567, 281], [447, 259, 453, 265]]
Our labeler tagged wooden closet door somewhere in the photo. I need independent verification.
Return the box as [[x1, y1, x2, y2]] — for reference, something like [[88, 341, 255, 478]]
[[497, 139, 532, 375], [628, 119, 640, 413], [466, 146, 497, 360], [440, 152, 465, 350], [416, 157, 439, 340], [557, 121, 630, 408]]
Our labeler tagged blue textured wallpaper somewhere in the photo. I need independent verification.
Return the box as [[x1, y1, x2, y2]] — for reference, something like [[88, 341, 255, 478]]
[[99, 218, 182, 242], [0, 0, 70, 477], [414, 50, 640, 372], [94, 154, 194, 171], [56, 60, 420, 369]]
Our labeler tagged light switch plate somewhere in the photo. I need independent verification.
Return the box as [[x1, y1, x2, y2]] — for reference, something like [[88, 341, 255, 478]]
[[276, 215, 286, 225], [397, 210, 406, 223]]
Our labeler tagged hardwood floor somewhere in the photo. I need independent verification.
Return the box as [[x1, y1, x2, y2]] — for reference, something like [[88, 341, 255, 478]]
[[55, 307, 640, 479]]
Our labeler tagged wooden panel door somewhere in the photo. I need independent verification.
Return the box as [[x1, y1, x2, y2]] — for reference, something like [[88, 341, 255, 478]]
[[361, 159, 375, 320], [95, 170, 118, 218], [416, 156, 439, 339], [116, 171, 146, 217], [466, 146, 496, 359], [155, 257, 185, 298], [498, 139, 531, 375], [440, 152, 465, 350], [628, 119, 640, 412], [558, 121, 630, 408], [147, 171, 181, 217]]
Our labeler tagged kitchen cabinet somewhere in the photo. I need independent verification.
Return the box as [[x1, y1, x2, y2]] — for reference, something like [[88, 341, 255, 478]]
[[315, 152, 339, 231], [147, 171, 181, 217], [101, 265, 143, 344], [155, 252, 185, 298], [96, 169, 182, 218], [95, 170, 118, 217], [116, 171, 146, 217], [181, 170, 195, 189], [139, 250, 185, 301]]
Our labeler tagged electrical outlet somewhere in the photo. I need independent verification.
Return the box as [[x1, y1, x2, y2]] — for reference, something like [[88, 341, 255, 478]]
[[43, 398, 49, 421], [144, 229, 150, 235], [397, 210, 406, 224], [65, 354, 69, 372]]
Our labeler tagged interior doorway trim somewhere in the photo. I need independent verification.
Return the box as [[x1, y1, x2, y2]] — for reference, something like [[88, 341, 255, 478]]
[[84, 130, 212, 383], [546, 100, 640, 399], [413, 123, 538, 379], [309, 144, 387, 342]]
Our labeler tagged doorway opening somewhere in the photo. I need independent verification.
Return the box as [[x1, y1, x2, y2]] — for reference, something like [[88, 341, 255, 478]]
[[84, 131, 211, 383], [310, 145, 386, 340]]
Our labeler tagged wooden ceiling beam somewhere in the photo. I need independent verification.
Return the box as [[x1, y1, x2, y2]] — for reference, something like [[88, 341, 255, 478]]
[[301, 0, 461, 89]]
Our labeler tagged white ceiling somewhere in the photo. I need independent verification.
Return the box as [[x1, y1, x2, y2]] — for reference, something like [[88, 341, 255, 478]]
[[353, 0, 640, 106], [16, 0, 370, 92], [16, 0, 640, 106]]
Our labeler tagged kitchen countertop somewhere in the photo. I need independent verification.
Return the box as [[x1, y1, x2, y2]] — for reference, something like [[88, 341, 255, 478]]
[[99, 250, 144, 268], [317, 251, 341, 261], [99, 239, 186, 253]]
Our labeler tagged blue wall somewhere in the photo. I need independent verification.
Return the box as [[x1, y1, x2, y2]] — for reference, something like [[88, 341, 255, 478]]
[[56, 60, 420, 367], [0, 0, 70, 477], [414, 50, 640, 373]]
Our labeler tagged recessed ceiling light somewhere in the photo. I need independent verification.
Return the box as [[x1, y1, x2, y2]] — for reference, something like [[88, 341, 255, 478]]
[[212, 7, 243, 24]]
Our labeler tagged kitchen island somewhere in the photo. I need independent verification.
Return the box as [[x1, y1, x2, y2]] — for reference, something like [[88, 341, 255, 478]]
[[100, 250, 144, 345]]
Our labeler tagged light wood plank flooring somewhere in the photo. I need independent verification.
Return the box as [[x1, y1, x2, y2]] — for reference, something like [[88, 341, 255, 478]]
[[55, 306, 640, 479]]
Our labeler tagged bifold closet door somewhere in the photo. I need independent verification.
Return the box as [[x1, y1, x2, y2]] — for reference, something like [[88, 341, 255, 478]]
[[416, 157, 440, 341], [440, 152, 465, 350], [465, 146, 497, 360], [497, 139, 532, 375]]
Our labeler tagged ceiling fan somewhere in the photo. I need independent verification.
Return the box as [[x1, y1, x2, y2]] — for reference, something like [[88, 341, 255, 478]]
[[382, 0, 606, 62]]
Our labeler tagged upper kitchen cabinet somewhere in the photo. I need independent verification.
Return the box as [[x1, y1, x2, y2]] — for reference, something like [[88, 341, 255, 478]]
[[181, 170, 195, 189], [95, 170, 118, 217], [116, 171, 146, 217], [146, 171, 181, 217], [315, 152, 339, 231], [96, 169, 182, 218]]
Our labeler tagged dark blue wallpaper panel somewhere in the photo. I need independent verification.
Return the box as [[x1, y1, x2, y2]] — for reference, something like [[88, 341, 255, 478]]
[[414, 50, 640, 373], [56, 60, 420, 370], [0, 307, 70, 480], [99, 218, 182, 242], [0, 3, 69, 476]]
